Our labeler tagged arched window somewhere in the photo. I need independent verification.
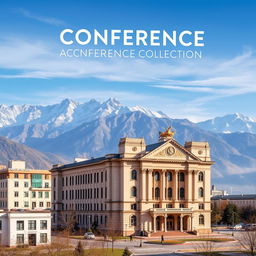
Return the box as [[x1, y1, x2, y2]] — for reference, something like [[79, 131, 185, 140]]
[[167, 172, 172, 182], [155, 171, 160, 181], [167, 187, 172, 199], [198, 172, 204, 182], [131, 215, 136, 226], [199, 187, 204, 197], [131, 186, 137, 197], [199, 214, 204, 225], [179, 187, 185, 199], [155, 187, 160, 199], [131, 170, 137, 180], [179, 172, 185, 182]]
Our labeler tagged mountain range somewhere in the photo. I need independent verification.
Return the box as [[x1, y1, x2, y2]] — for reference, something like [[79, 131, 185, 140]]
[[0, 98, 255, 193]]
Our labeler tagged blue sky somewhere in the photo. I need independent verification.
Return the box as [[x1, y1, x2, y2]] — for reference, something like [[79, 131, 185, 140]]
[[0, 0, 256, 121]]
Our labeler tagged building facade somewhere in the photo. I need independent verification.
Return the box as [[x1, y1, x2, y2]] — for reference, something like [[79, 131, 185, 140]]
[[51, 128, 213, 235], [0, 210, 51, 246], [0, 161, 51, 210]]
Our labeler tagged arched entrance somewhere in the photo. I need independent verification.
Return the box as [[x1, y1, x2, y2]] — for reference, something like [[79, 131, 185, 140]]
[[167, 216, 174, 231]]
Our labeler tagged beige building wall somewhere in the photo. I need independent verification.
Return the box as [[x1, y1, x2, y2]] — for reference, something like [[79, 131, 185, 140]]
[[51, 132, 213, 236]]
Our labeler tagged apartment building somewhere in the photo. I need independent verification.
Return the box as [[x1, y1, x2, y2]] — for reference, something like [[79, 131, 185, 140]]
[[0, 161, 51, 210], [51, 128, 213, 235]]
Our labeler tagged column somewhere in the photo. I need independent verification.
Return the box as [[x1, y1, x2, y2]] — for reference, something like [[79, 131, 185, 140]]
[[191, 215, 194, 232], [161, 169, 166, 201], [153, 216, 156, 232], [173, 170, 178, 200], [141, 169, 146, 201], [180, 215, 183, 232], [193, 171, 198, 201], [148, 169, 153, 200], [174, 215, 178, 230], [164, 215, 167, 232], [187, 171, 192, 201]]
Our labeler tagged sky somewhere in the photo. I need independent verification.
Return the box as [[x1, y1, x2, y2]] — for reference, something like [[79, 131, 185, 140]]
[[0, 0, 256, 121]]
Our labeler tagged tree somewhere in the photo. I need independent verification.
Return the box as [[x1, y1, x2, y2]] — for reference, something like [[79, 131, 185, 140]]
[[211, 203, 222, 225], [122, 247, 132, 256], [74, 241, 85, 256], [238, 230, 256, 256], [222, 204, 240, 226], [241, 206, 256, 223]]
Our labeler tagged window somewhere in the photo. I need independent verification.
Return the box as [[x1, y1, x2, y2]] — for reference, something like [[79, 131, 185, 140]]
[[14, 173, 19, 178], [24, 201, 29, 207], [16, 234, 24, 244], [47, 202, 51, 208], [24, 191, 29, 197], [45, 182, 49, 188], [32, 191, 36, 198], [154, 171, 160, 181], [199, 187, 204, 197], [199, 203, 204, 210], [45, 175, 49, 180], [32, 174, 42, 188], [130, 215, 136, 226], [167, 172, 172, 181], [198, 172, 204, 182], [17, 221, 24, 230], [28, 220, 36, 230], [155, 187, 160, 199], [14, 181, 19, 187], [14, 201, 19, 207], [153, 203, 160, 208], [180, 203, 185, 208], [166, 203, 172, 208], [167, 187, 172, 199], [179, 187, 185, 199], [38, 192, 43, 198], [45, 192, 49, 198], [179, 172, 185, 182], [0, 220, 2, 230], [24, 174, 28, 179], [131, 170, 137, 180], [199, 214, 204, 225], [40, 233, 47, 243], [39, 202, 44, 207], [24, 182, 29, 187], [14, 191, 19, 197], [131, 186, 137, 197], [40, 220, 47, 230], [131, 203, 137, 210]]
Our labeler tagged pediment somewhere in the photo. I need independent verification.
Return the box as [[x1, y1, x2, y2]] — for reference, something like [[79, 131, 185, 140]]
[[142, 139, 201, 161]]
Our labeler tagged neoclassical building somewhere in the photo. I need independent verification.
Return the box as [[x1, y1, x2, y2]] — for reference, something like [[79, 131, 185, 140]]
[[51, 128, 213, 235]]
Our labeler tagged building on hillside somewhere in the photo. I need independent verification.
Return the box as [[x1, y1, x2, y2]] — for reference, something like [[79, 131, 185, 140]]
[[211, 185, 228, 197], [51, 127, 214, 235], [0, 210, 51, 246], [211, 194, 256, 210], [0, 161, 51, 210]]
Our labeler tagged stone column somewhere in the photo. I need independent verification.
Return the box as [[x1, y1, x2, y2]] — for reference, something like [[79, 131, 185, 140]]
[[141, 169, 147, 201], [174, 215, 178, 230], [173, 170, 178, 200], [153, 216, 156, 232], [164, 215, 167, 232], [191, 215, 194, 232], [148, 169, 153, 200], [161, 169, 166, 201], [180, 215, 183, 232]]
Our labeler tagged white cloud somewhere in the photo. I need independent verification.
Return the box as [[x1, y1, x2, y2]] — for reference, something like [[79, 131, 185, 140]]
[[15, 8, 65, 26]]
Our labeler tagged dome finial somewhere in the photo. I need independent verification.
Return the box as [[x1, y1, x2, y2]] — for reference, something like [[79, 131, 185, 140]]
[[159, 127, 175, 141]]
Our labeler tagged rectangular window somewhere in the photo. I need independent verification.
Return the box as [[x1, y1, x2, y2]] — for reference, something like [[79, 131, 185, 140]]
[[24, 174, 28, 179], [47, 202, 51, 208], [16, 234, 24, 244], [24, 201, 29, 207], [14, 191, 19, 197], [199, 203, 204, 210], [24, 191, 29, 197], [14, 173, 19, 178], [14, 181, 19, 187], [131, 203, 137, 210], [38, 192, 43, 198], [24, 182, 29, 187], [45, 192, 49, 198], [153, 203, 160, 208], [32, 191, 36, 198], [166, 203, 173, 208], [40, 233, 47, 243], [31, 174, 42, 188], [40, 220, 47, 230], [45, 182, 49, 188], [28, 220, 36, 230], [179, 203, 185, 208], [39, 202, 44, 207], [17, 221, 24, 230], [14, 201, 19, 207]]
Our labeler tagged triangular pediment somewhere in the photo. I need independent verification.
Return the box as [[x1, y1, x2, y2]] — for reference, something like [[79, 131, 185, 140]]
[[142, 139, 201, 161]]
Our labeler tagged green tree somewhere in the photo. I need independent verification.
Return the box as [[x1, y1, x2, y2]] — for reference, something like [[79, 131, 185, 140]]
[[222, 204, 240, 226], [241, 206, 256, 223]]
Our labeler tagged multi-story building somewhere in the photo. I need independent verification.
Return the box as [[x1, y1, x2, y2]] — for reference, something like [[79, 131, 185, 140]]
[[0, 161, 51, 210], [51, 128, 213, 235], [0, 210, 51, 246]]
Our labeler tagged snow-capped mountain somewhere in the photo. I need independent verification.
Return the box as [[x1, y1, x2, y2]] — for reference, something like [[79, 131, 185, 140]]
[[0, 98, 167, 142], [197, 113, 256, 134]]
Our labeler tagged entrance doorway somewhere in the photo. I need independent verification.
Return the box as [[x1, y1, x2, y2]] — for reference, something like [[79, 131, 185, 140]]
[[167, 216, 174, 231], [156, 216, 161, 231], [28, 234, 36, 246]]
